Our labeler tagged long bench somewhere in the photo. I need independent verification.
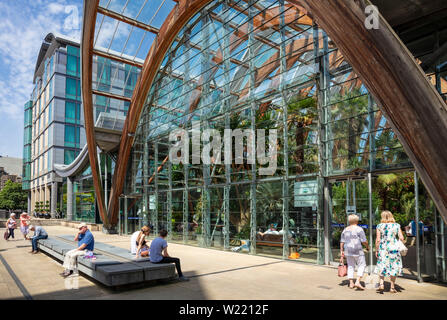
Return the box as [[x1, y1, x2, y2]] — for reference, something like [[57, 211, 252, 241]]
[[37, 236, 176, 287]]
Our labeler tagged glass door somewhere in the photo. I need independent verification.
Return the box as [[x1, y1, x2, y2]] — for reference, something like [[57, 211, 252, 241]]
[[329, 177, 372, 265]]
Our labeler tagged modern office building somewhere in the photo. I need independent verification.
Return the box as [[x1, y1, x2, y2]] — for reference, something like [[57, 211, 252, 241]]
[[23, 33, 86, 216], [47, 0, 447, 282], [23, 32, 140, 221]]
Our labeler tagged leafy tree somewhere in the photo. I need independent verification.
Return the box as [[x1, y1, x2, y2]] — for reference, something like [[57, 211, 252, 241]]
[[0, 180, 27, 210]]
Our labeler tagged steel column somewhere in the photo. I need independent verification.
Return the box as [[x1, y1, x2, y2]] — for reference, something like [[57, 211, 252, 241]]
[[279, 0, 289, 259], [153, 142, 159, 235], [368, 172, 374, 273], [415, 171, 422, 282], [247, 0, 257, 255], [167, 158, 173, 240], [67, 177, 73, 221]]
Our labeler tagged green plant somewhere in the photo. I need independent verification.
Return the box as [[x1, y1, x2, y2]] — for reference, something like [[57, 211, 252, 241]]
[[0, 180, 27, 210], [35, 201, 41, 213], [234, 223, 250, 240]]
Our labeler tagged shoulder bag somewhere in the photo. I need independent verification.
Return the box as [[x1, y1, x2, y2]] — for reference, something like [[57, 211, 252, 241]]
[[396, 240, 408, 256], [338, 256, 347, 277]]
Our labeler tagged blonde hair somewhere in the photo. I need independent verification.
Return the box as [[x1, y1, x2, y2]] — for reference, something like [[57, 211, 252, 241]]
[[380, 210, 396, 223], [137, 226, 150, 243], [348, 214, 359, 225]]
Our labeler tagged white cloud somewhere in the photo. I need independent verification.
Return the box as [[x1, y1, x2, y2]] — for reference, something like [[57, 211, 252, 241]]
[[0, 0, 82, 120], [48, 3, 66, 14]]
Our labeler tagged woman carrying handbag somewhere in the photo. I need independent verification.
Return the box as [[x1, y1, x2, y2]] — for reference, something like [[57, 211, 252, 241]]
[[340, 214, 370, 290], [5, 213, 17, 240], [338, 255, 347, 277], [375, 210, 405, 293]]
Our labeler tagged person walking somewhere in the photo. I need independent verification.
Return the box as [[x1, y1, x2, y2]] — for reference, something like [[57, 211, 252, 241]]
[[340, 214, 369, 290], [5, 213, 17, 240], [28, 225, 48, 253], [20, 212, 31, 240], [150, 230, 189, 281], [60, 223, 95, 278], [375, 210, 404, 293]]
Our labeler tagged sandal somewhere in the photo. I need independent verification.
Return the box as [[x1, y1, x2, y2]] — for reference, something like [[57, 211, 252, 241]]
[[355, 283, 365, 290], [377, 284, 385, 292], [390, 288, 397, 293]]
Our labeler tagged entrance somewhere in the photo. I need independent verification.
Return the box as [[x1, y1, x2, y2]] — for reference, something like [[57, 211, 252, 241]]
[[329, 177, 374, 272], [119, 195, 143, 235], [328, 171, 439, 281]]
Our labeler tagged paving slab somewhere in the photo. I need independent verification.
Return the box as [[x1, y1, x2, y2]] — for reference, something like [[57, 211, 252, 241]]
[[1, 225, 447, 300]]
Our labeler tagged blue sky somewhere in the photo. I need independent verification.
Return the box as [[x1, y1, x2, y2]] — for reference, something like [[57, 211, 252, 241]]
[[0, 0, 176, 159], [0, 0, 83, 158]]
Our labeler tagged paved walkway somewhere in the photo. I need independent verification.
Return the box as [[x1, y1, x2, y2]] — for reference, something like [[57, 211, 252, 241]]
[[1, 226, 447, 300]]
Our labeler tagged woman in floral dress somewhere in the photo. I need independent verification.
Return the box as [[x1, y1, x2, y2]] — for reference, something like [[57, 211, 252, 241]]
[[375, 210, 405, 293]]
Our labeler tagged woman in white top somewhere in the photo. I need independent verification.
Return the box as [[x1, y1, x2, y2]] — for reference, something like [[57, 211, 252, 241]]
[[340, 214, 370, 290], [5, 213, 17, 240]]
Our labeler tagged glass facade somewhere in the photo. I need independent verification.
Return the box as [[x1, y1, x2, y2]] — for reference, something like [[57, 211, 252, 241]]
[[27, 37, 86, 215], [116, 0, 447, 281], [22, 100, 33, 190]]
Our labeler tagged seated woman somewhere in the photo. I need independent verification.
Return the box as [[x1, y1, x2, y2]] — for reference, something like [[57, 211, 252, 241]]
[[135, 226, 151, 258]]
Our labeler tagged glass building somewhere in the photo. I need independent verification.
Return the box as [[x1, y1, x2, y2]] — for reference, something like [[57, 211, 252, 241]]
[[98, 0, 446, 282], [60, 0, 447, 283], [24, 33, 86, 217], [22, 100, 33, 192]]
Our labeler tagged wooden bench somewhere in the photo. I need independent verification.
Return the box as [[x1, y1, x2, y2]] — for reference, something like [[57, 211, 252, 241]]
[[37, 236, 176, 287]]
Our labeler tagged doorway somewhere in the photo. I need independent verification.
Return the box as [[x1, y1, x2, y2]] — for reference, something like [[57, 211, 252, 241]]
[[327, 171, 439, 281]]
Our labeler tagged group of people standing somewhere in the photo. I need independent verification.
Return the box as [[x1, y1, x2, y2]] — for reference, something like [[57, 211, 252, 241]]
[[340, 210, 405, 293], [4, 212, 49, 254], [5, 212, 32, 240]]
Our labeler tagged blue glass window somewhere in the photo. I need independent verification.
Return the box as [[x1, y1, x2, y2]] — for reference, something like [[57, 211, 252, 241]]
[[67, 55, 79, 76], [64, 150, 79, 165], [66, 78, 81, 101], [64, 125, 80, 147]]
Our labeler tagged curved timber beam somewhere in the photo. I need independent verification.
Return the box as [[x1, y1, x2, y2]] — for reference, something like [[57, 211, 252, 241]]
[[108, 0, 213, 225], [81, 0, 109, 228], [295, 0, 447, 222], [108, 0, 447, 227]]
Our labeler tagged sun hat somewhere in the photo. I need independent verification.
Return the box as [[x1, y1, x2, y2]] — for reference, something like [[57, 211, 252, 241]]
[[78, 222, 88, 229]]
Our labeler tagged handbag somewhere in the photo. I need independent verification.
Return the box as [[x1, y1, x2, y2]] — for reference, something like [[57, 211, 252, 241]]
[[338, 256, 347, 277], [3, 229, 9, 240], [396, 240, 408, 256]]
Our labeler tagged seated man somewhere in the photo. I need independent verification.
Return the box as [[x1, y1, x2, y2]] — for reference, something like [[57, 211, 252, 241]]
[[28, 225, 48, 254], [60, 223, 95, 278], [149, 229, 189, 281]]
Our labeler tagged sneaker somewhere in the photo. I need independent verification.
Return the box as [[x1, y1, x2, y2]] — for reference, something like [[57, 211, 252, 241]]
[[32, 251, 38, 254], [178, 276, 190, 282]]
